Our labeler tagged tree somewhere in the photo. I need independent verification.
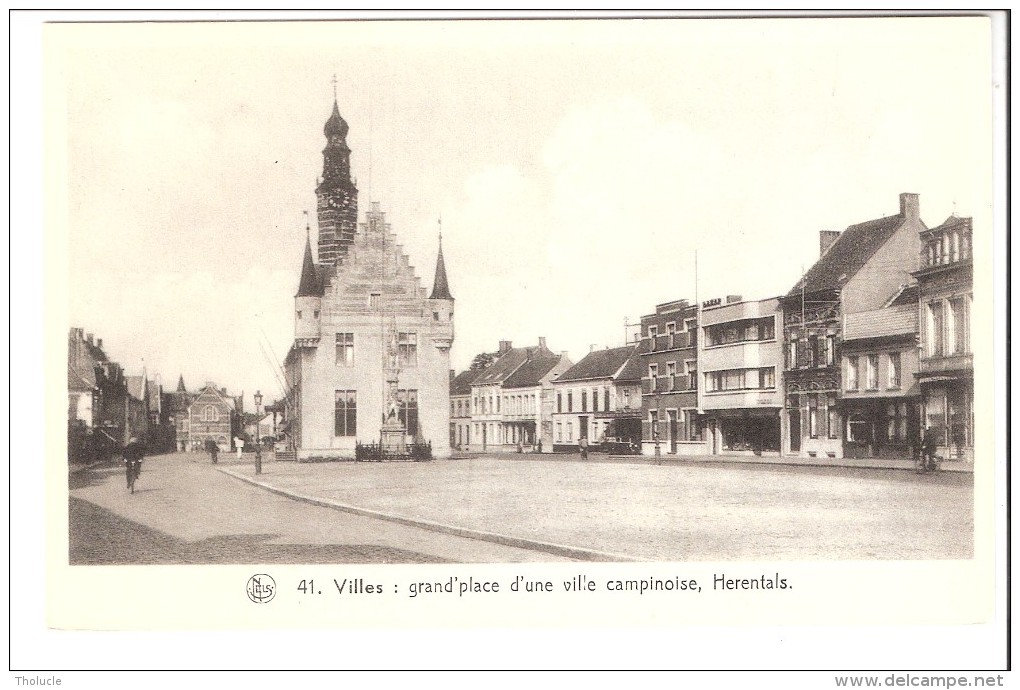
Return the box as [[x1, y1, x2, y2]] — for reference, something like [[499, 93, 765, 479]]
[[470, 351, 498, 371]]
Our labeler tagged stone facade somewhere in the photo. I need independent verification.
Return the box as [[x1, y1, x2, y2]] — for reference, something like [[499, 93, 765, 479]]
[[914, 215, 973, 463], [284, 101, 454, 460], [700, 296, 784, 456]]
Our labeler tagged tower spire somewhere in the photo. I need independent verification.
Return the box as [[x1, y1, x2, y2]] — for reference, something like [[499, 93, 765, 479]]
[[296, 230, 320, 297], [430, 221, 453, 300]]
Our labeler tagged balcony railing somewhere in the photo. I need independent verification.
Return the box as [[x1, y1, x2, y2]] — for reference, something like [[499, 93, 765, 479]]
[[919, 352, 973, 375], [649, 332, 695, 352], [642, 375, 697, 395]]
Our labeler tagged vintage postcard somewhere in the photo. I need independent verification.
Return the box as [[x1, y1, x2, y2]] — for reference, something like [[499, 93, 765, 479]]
[[22, 12, 1006, 671]]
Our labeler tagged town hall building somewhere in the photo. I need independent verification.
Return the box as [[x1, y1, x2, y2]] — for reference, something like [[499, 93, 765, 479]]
[[283, 99, 454, 460]]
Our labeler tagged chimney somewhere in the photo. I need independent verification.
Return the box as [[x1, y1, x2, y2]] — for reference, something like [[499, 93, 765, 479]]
[[820, 230, 841, 256], [900, 192, 919, 220], [96, 338, 103, 350], [85, 333, 94, 346], [449, 369, 455, 383], [498, 340, 512, 355], [538, 337, 547, 350], [221, 387, 227, 396], [590, 344, 596, 353]]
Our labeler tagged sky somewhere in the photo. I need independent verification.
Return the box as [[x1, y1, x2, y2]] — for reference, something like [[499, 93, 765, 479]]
[[50, 16, 993, 408]]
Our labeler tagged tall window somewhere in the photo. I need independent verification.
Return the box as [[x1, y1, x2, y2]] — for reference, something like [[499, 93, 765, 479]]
[[398, 332, 417, 367], [335, 332, 354, 366], [604, 388, 610, 410], [557, 392, 562, 413], [666, 322, 677, 335], [581, 390, 588, 412], [927, 302, 944, 356], [846, 356, 859, 391], [203, 405, 218, 422], [556, 422, 562, 442], [649, 364, 658, 392], [649, 410, 659, 439], [567, 391, 573, 412], [566, 422, 573, 442], [788, 339, 798, 369], [887, 352, 901, 389], [398, 389, 418, 436], [827, 394, 839, 440], [808, 394, 819, 438], [334, 390, 356, 436], [593, 388, 600, 412], [667, 362, 677, 390], [369, 293, 381, 310], [866, 353, 879, 390], [949, 297, 970, 354], [760, 367, 776, 389], [825, 335, 836, 366], [686, 361, 697, 390]]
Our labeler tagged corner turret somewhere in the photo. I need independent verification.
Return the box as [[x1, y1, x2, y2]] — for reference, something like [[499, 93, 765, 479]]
[[295, 231, 322, 342]]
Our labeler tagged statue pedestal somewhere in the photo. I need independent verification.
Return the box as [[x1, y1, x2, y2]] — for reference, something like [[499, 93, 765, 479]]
[[380, 423, 407, 456]]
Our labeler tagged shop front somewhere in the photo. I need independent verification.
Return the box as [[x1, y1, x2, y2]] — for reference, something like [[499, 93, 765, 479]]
[[842, 396, 919, 460]]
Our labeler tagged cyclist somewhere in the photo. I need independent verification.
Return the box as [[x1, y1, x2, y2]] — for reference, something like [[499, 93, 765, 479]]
[[123, 436, 145, 493]]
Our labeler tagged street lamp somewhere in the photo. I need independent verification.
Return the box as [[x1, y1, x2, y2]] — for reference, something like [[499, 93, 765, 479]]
[[254, 390, 263, 475]]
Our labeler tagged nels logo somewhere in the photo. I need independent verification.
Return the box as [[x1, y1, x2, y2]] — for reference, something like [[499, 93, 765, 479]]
[[247, 574, 276, 604]]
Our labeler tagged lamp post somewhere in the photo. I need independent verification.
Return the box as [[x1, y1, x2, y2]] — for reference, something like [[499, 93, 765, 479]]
[[254, 390, 263, 475]]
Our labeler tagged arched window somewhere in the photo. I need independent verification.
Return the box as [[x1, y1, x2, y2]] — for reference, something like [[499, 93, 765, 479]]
[[203, 405, 219, 422]]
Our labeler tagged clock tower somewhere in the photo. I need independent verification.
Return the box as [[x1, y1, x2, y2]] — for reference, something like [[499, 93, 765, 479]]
[[315, 99, 359, 266]]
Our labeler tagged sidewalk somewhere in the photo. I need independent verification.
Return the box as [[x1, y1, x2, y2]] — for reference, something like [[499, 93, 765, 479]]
[[453, 449, 973, 473]]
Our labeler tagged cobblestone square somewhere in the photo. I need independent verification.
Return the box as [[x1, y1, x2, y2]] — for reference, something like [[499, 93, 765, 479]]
[[71, 452, 972, 564]]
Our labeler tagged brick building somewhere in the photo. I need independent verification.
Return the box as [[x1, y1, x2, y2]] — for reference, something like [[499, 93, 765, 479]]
[[781, 193, 925, 459], [639, 299, 702, 456], [186, 383, 238, 452]]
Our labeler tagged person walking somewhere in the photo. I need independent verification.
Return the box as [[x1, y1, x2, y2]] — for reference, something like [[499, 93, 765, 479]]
[[206, 439, 219, 464], [579, 436, 589, 461], [122, 436, 145, 492], [919, 425, 939, 473]]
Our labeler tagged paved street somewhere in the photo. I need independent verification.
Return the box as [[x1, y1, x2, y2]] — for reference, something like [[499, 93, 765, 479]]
[[69, 453, 571, 564], [69, 452, 973, 564], [221, 453, 973, 562]]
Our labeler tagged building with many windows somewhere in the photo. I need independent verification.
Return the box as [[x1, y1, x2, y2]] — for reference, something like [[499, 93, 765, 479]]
[[639, 299, 701, 456], [449, 368, 483, 451], [551, 344, 643, 453], [468, 339, 564, 452], [283, 100, 454, 460], [699, 296, 784, 456], [914, 214, 973, 463], [840, 285, 920, 459], [781, 193, 925, 459]]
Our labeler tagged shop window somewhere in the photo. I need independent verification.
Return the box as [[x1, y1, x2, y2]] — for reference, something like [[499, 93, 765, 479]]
[[886, 402, 908, 442], [847, 413, 869, 443]]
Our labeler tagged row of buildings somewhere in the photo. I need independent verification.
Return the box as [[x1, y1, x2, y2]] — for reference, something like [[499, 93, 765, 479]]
[[67, 327, 247, 459], [271, 99, 972, 466], [67, 328, 173, 460], [449, 193, 974, 463]]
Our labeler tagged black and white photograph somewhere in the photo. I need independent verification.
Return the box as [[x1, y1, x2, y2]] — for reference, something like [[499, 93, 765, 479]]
[[14, 10, 1006, 675]]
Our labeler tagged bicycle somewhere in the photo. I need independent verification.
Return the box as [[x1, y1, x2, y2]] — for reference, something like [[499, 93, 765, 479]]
[[915, 452, 941, 474], [125, 459, 141, 493]]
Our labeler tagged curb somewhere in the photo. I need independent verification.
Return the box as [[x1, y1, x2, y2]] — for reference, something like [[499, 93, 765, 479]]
[[216, 467, 640, 563]]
